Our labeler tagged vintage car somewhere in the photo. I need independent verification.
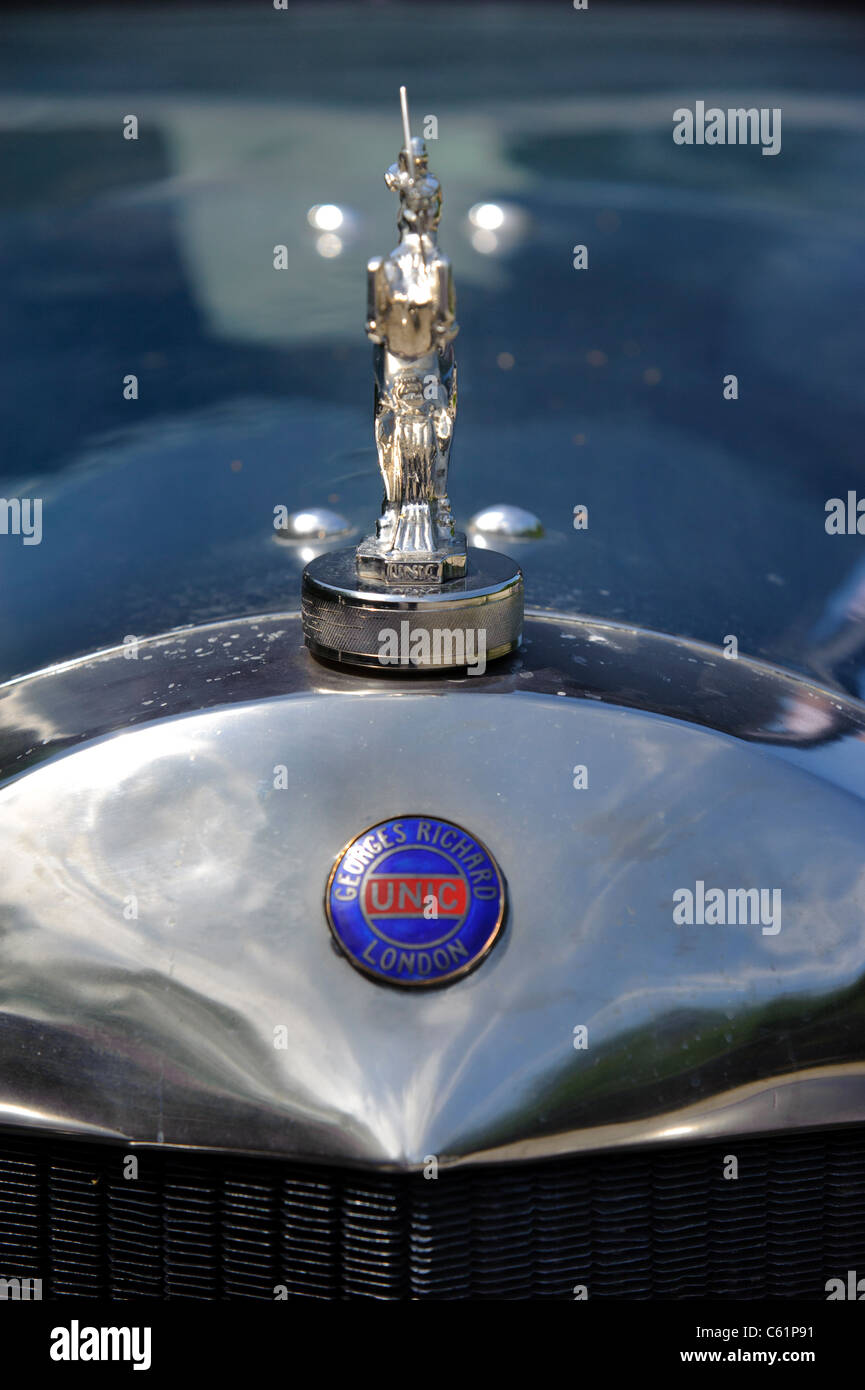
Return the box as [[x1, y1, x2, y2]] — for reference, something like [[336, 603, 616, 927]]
[[0, 2, 864, 1301]]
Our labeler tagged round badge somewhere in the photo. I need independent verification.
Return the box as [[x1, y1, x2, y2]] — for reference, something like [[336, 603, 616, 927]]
[[326, 815, 506, 987]]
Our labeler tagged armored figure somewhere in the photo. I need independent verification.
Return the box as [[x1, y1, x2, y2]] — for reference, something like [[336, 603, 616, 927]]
[[302, 90, 523, 669], [357, 93, 466, 583]]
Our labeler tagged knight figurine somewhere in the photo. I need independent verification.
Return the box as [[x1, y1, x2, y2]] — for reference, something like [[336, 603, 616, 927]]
[[301, 89, 523, 670], [356, 91, 466, 584]]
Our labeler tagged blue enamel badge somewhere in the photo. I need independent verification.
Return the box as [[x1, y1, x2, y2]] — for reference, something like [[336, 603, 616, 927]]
[[326, 816, 506, 987]]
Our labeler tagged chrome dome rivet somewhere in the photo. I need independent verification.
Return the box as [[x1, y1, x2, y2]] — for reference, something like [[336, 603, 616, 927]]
[[275, 508, 352, 542], [469, 505, 544, 540]]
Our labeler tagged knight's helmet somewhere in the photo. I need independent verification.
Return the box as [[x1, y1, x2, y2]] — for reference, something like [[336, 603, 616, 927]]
[[386, 135, 442, 239]]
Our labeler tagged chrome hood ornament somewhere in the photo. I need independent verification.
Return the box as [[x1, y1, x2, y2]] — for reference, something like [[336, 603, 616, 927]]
[[358, 86, 462, 582], [302, 89, 523, 670]]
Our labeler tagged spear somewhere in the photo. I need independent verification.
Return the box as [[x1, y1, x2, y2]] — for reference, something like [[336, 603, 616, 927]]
[[399, 85, 414, 181]]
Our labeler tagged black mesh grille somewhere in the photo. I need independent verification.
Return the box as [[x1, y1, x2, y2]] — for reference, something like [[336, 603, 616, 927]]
[[0, 1127, 863, 1299]]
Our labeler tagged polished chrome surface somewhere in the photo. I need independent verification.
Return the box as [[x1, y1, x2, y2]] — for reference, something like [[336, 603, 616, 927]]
[[2, 611, 865, 1166], [302, 545, 523, 668]]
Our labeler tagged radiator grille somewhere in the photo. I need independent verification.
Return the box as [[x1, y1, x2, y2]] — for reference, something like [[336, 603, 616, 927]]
[[0, 1127, 863, 1299]]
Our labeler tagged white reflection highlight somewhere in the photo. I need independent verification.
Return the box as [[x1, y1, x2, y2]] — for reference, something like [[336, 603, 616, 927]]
[[315, 232, 343, 259], [307, 203, 344, 231], [291, 512, 325, 537], [469, 202, 505, 230], [471, 228, 498, 255], [466, 202, 528, 256]]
